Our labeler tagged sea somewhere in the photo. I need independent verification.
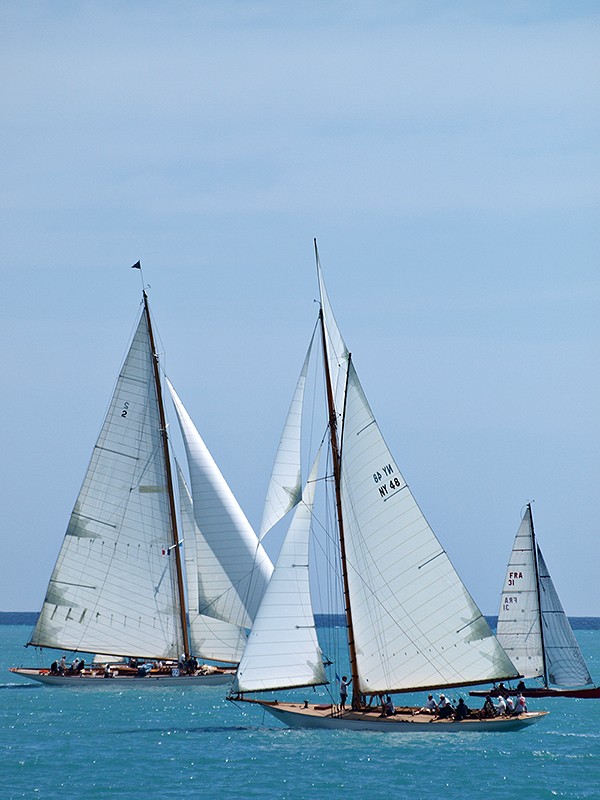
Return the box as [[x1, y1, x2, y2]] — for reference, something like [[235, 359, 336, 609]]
[[1, 615, 599, 800]]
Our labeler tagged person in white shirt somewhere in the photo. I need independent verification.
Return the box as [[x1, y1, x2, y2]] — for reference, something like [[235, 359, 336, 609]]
[[496, 695, 507, 715]]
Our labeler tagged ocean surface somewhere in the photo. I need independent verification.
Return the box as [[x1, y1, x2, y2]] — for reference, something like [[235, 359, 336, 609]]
[[1, 622, 599, 800]]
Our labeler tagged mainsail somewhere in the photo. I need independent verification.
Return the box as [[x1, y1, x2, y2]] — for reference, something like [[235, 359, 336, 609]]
[[340, 361, 517, 694], [31, 309, 184, 659], [496, 505, 592, 688]]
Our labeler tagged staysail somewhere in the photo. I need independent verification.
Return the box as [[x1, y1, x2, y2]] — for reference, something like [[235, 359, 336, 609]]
[[339, 360, 518, 694], [234, 454, 326, 693], [168, 381, 273, 630], [259, 336, 313, 540], [177, 463, 247, 663], [30, 310, 184, 659]]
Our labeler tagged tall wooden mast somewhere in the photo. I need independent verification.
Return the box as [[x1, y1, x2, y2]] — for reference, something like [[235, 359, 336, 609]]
[[315, 240, 361, 710], [143, 290, 190, 659]]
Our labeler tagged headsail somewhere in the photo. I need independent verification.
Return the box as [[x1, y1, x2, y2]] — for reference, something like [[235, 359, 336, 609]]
[[30, 310, 184, 659], [234, 453, 326, 693], [537, 548, 593, 687], [168, 381, 273, 630], [259, 335, 313, 540], [340, 361, 518, 694], [177, 463, 247, 663]]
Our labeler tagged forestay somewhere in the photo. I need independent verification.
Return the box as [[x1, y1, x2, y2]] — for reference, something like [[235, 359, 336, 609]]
[[31, 312, 184, 659]]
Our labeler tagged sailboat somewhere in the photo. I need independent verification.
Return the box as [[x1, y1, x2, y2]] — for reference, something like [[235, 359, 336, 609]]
[[470, 503, 598, 699], [228, 243, 547, 731], [11, 289, 273, 687]]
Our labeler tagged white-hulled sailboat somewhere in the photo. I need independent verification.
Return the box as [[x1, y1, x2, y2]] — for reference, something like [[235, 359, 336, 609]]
[[11, 287, 273, 687], [228, 243, 547, 731], [470, 503, 598, 699]]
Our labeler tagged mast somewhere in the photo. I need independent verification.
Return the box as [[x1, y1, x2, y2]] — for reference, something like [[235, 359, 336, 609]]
[[142, 290, 191, 659], [315, 241, 360, 710], [529, 502, 548, 688]]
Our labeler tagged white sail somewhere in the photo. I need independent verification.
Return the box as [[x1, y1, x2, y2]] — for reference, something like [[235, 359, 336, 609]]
[[316, 248, 349, 436], [537, 547, 592, 687], [31, 312, 184, 659], [495, 507, 545, 680], [340, 361, 518, 694], [168, 381, 273, 630], [234, 454, 326, 693], [177, 463, 247, 663], [259, 338, 313, 540]]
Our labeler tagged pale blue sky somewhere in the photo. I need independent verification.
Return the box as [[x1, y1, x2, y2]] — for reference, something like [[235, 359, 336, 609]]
[[1, 1, 599, 615]]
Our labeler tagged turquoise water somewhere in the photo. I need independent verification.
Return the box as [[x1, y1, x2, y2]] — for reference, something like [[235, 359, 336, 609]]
[[1, 624, 599, 799]]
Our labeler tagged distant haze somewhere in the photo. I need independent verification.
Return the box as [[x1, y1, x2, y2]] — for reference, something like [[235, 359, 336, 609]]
[[1, 2, 598, 616]]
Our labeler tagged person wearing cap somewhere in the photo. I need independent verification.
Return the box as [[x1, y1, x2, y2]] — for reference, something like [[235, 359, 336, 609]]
[[437, 694, 454, 719], [496, 694, 507, 715]]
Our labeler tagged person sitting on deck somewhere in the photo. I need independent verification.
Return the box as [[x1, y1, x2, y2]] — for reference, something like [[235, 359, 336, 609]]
[[380, 695, 395, 716], [505, 696, 515, 714], [454, 698, 469, 721], [417, 694, 438, 715], [496, 695, 507, 715], [512, 694, 527, 715], [103, 664, 113, 678], [49, 661, 59, 675], [481, 695, 496, 718], [437, 695, 454, 719]]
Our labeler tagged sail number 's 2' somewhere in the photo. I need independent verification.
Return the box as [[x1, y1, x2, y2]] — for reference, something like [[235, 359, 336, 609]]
[[121, 401, 130, 418]]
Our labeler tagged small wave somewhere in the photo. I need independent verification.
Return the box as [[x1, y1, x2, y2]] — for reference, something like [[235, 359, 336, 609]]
[[114, 724, 267, 735], [0, 682, 40, 690]]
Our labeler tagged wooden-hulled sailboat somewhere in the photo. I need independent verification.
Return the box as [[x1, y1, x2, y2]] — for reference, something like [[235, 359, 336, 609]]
[[228, 243, 547, 731], [470, 503, 598, 699], [11, 289, 273, 687]]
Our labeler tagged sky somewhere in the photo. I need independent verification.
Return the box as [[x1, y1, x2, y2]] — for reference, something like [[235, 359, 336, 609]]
[[1, 1, 599, 617]]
